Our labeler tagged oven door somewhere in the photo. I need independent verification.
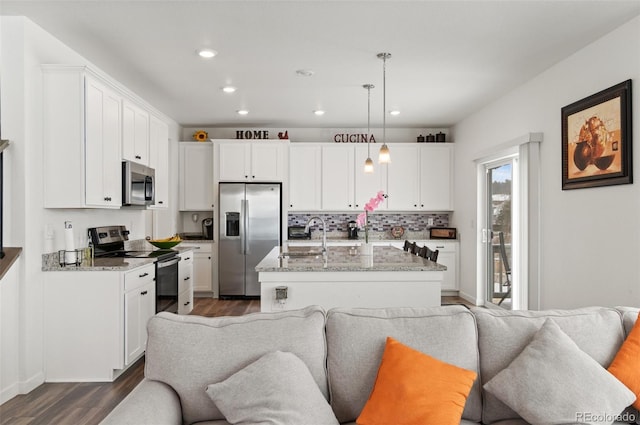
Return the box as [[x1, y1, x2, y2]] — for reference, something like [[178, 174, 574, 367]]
[[155, 256, 179, 313]]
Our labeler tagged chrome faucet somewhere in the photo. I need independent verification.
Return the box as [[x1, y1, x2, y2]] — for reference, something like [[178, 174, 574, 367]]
[[304, 216, 327, 259]]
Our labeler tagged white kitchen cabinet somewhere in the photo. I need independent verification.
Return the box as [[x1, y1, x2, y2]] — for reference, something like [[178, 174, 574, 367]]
[[354, 144, 387, 210], [124, 264, 156, 365], [44, 262, 156, 381], [321, 145, 355, 210], [289, 144, 321, 211], [149, 115, 170, 209], [178, 251, 194, 314], [419, 144, 453, 211], [43, 66, 122, 208], [386, 145, 420, 210], [179, 142, 214, 211], [122, 100, 150, 166], [180, 243, 214, 295], [217, 140, 287, 182], [420, 240, 459, 292]]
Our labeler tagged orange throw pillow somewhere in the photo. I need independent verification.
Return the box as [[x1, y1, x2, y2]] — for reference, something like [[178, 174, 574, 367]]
[[608, 312, 640, 409], [356, 336, 477, 425]]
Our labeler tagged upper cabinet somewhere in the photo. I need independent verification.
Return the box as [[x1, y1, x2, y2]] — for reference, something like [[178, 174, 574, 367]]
[[44, 67, 122, 208], [179, 142, 214, 211], [420, 144, 453, 211], [149, 115, 169, 209], [287, 142, 453, 213], [43, 65, 171, 209], [217, 140, 287, 182], [122, 100, 150, 166], [289, 144, 321, 211]]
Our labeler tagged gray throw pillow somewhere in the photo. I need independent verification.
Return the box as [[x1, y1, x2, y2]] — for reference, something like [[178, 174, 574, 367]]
[[484, 319, 635, 425], [206, 351, 339, 425]]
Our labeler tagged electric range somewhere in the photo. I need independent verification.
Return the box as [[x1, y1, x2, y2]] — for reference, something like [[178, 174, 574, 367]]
[[88, 225, 177, 261]]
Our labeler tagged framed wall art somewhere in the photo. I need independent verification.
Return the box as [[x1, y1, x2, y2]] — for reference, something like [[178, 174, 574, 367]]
[[561, 79, 632, 190]]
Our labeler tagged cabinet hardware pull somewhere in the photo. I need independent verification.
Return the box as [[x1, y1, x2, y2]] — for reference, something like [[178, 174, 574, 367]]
[[436, 246, 444, 249], [290, 204, 293, 208], [185, 257, 191, 261], [158, 201, 163, 204], [184, 301, 190, 306], [252, 175, 255, 179], [208, 256, 211, 260], [245, 175, 248, 178], [141, 290, 148, 295], [139, 272, 149, 278], [135, 155, 141, 159], [348, 204, 352, 207], [184, 276, 190, 281]]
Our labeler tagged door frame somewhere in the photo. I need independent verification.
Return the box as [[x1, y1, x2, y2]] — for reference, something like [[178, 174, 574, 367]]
[[474, 133, 542, 310]]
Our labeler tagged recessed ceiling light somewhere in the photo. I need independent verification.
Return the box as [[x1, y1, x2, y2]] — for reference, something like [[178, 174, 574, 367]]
[[237, 110, 249, 115], [296, 69, 315, 77], [314, 110, 325, 116], [390, 110, 400, 116], [197, 49, 217, 59], [222, 86, 236, 93]]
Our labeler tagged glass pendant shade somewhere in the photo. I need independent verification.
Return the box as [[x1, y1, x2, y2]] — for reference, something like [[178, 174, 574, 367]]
[[364, 157, 374, 173], [378, 144, 391, 163]]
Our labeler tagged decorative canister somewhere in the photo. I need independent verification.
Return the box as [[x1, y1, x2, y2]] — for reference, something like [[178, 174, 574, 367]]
[[426, 134, 436, 143], [417, 134, 425, 143], [436, 132, 446, 143]]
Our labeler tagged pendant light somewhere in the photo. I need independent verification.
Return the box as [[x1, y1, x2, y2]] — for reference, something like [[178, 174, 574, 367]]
[[377, 52, 391, 163], [363, 84, 375, 173]]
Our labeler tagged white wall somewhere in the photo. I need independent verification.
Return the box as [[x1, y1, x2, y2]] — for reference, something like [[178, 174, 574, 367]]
[[0, 17, 181, 402], [453, 15, 640, 309]]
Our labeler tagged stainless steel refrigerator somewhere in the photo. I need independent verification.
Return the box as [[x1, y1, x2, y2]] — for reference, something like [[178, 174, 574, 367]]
[[219, 183, 281, 297]]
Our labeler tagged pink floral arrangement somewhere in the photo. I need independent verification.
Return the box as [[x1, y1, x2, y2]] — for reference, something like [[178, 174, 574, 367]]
[[356, 191, 386, 242]]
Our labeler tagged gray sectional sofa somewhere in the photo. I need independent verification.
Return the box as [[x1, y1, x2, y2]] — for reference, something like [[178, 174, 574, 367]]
[[100, 305, 639, 425]]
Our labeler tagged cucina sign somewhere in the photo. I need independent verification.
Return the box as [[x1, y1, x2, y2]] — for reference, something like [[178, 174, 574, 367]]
[[333, 133, 377, 143]]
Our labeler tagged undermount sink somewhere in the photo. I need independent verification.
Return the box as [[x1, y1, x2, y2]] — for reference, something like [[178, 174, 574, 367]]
[[279, 250, 324, 259]]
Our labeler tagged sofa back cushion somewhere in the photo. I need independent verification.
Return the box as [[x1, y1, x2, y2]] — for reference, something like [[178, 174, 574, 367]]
[[325, 305, 481, 423], [144, 306, 328, 425], [617, 306, 639, 336], [473, 307, 625, 424]]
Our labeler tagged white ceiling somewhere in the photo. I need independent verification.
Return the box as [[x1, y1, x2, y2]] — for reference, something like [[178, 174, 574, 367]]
[[3, 0, 640, 128]]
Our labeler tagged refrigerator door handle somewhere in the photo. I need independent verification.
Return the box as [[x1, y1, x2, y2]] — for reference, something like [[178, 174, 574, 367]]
[[240, 199, 246, 254], [244, 199, 251, 254]]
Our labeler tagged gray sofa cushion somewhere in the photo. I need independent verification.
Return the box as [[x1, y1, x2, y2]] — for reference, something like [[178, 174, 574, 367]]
[[205, 351, 338, 425], [473, 306, 626, 424], [325, 305, 481, 423], [145, 306, 328, 425], [484, 319, 635, 425], [617, 306, 639, 336]]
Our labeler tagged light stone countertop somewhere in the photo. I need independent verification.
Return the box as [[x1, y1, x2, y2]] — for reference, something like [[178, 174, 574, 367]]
[[255, 244, 447, 273], [41, 245, 196, 271]]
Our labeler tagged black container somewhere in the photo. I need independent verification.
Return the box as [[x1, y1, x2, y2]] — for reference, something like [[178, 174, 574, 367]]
[[436, 132, 446, 143], [347, 221, 358, 239], [417, 134, 425, 143], [426, 134, 436, 143]]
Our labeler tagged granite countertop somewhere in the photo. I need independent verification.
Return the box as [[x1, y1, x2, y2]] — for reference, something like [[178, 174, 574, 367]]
[[256, 245, 447, 272], [42, 245, 197, 272]]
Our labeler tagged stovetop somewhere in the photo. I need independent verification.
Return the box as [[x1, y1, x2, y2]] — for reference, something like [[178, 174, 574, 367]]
[[94, 249, 178, 260]]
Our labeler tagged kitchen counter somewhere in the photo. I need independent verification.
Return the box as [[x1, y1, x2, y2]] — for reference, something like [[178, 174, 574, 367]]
[[41, 245, 197, 271], [257, 244, 445, 312], [256, 245, 446, 272]]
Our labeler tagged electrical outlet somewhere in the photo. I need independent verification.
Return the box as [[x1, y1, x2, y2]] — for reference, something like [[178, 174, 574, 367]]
[[427, 217, 434, 226]]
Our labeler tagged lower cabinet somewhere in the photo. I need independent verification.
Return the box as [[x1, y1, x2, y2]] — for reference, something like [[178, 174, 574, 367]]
[[124, 265, 156, 365], [180, 243, 214, 296], [178, 251, 194, 314], [44, 262, 156, 381]]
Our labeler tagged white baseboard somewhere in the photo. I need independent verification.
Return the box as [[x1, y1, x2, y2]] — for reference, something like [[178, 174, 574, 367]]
[[458, 290, 482, 307], [0, 371, 44, 405]]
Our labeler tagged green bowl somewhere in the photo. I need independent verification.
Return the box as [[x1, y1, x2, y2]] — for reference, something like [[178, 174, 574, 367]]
[[148, 240, 182, 249]]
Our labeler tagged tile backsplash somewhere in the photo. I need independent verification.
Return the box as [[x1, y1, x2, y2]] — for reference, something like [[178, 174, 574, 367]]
[[288, 213, 449, 233]]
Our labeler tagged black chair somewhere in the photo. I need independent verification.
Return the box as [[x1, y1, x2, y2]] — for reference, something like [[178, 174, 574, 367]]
[[418, 245, 439, 262], [410, 242, 420, 255], [497, 231, 512, 306], [403, 240, 412, 252]]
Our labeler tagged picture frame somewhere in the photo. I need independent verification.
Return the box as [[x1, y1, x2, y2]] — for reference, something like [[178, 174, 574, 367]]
[[561, 79, 632, 190], [429, 227, 457, 240]]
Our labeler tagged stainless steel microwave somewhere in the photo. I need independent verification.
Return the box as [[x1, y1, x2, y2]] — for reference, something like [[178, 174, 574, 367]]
[[122, 161, 155, 206]]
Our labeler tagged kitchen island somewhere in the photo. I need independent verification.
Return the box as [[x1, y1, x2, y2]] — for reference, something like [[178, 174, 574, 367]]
[[256, 244, 446, 312]]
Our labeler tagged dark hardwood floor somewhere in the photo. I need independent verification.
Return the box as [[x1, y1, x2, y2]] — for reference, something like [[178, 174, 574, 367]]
[[0, 296, 471, 425]]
